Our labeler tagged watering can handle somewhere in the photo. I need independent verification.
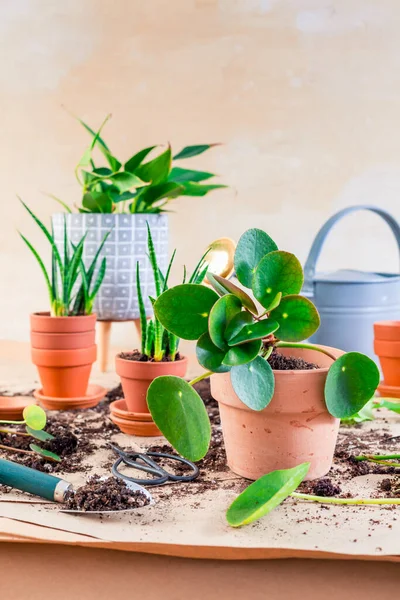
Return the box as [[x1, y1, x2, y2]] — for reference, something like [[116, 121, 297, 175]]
[[303, 205, 400, 295]]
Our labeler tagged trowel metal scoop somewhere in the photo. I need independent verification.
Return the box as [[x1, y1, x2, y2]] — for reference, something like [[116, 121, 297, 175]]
[[0, 458, 153, 515]]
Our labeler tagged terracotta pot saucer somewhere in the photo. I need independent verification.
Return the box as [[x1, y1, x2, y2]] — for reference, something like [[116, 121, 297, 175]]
[[0, 396, 38, 421], [110, 413, 161, 437], [110, 399, 152, 422], [34, 384, 106, 411], [377, 382, 400, 399]]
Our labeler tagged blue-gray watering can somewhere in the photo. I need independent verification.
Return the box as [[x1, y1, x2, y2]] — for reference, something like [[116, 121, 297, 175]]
[[302, 205, 400, 360]]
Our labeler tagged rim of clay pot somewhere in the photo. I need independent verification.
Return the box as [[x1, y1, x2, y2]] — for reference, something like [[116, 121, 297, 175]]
[[30, 312, 97, 333], [31, 345, 97, 367], [115, 354, 188, 379], [110, 399, 154, 422], [374, 339, 400, 357], [374, 321, 400, 341]]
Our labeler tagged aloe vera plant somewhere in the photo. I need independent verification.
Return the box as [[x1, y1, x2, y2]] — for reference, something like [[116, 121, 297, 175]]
[[53, 114, 226, 214], [0, 405, 61, 462], [19, 200, 109, 316], [135, 224, 209, 362], [146, 227, 380, 461]]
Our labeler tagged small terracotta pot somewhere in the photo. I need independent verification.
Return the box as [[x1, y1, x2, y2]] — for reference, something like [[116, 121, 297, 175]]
[[115, 355, 188, 413], [30, 330, 95, 350], [30, 312, 96, 334], [31, 346, 97, 398], [211, 345, 343, 481], [374, 321, 400, 342], [374, 339, 400, 386]]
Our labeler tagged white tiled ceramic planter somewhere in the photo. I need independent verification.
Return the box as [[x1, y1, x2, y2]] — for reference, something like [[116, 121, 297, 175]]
[[52, 213, 168, 320]]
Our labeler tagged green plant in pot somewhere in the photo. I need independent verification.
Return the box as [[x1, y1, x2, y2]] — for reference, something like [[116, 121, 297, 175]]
[[115, 224, 209, 416], [146, 228, 380, 480], [20, 201, 109, 403], [51, 114, 226, 322]]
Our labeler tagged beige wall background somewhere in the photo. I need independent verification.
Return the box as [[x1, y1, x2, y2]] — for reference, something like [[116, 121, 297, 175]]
[[1, 0, 400, 347]]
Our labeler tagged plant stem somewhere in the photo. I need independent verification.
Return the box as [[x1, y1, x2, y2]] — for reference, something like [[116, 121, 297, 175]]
[[0, 444, 33, 456], [276, 342, 338, 361], [0, 428, 29, 436], [354, 455, 400, 468], [291, 492, 400, 506], [0, 420, 25, 426], [189, 371, 214, 387]]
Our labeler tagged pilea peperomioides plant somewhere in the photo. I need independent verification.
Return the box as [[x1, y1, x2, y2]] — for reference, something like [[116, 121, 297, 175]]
[[146, 228, 380, 462]]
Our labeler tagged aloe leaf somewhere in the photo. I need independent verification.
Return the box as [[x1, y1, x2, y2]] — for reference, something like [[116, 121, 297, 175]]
[[234, 228, 278, 288], [125, 146, 157, 173], [145, 320, 155, 357], [29, 444, 61, 463], [23, 406, 46, 431], [226, 463, 310, 527], [147, 376, 211, 461], [270, 295, 320, 342], [252, 251, 304, 310], [196, 332, 231, 373], [89, 256, 106, 302], [325, 352, 380, 419], [208, 294, 242, 350], [26, 426, 54, 441], [136, 261, 147, 355], [146, 223, 162, 297], [189, 248, 211, 284], [19, 233, 54, 308], [66, 234, 86, 299], [168, 167, 215, 183], [154, 284, 219, 340], [44, 192, 72, 213], [19, 199, 63, 272], [173, 144, 220, 160]]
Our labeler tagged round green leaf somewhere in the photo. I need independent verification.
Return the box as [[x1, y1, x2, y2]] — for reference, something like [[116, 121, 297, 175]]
[[252, 251, 303, 310], [231, 356, 275, 410], [325, 352, 380, 419], [209, 294, 242, 350], [147, 376, 211, 461], [228, 319, 279, 346], [211, 274, 258, 314], [225, 311, 253, 340], [226, 462, 310, 527], [270, 295, 320, 342], [154, 284, 219, 340], [234, 228, 278, 288], [196, 332, 231, 373], [23, 405, 46, 431], [223, 340, 261, 366]]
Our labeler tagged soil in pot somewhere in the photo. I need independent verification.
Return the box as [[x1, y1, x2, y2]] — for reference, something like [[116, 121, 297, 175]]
[[119, 350, 183, 363], [211, 346, 341, 481]]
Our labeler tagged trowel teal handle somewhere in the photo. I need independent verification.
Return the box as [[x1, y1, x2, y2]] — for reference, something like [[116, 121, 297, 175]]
[[0, 458, 72, 503]]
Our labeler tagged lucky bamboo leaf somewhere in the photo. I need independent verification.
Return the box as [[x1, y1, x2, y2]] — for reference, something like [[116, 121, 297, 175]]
[[135, 145, 172, 185], [231, 356, 275, 410], [133, 182, 184, 212], [252, 251, 304, 310], [180, 182, 227, 196], [173, 144, 220, 160], [29, 444, 61, 463], [226, 463, 310, 527], [270, 295, 320, 342], [234, 228, 278, 288], [168, 167, 215, 183], [154, 284, 219, 340], [23, 406, 47, 431], [109, 171, 146, 192], [82, 192, 113, 213], [125, 146, 157, 174], [196, 332, 231, 373], [325, 352, 380, 419], [147, 376, 211, 461], [228, 319, 279, 346], [77, 115, 121, 172], [208, 294, 242, 350]]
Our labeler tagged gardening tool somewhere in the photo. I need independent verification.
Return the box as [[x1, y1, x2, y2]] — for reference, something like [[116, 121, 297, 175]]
[[204, 237, 236, 283], [0, 458, 153, 514], [110, 445, 199, 486], [302, 205, 400, 360]]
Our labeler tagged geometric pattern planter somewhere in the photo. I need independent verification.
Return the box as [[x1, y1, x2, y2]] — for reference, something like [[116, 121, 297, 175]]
[[52, 213, 168, 320]]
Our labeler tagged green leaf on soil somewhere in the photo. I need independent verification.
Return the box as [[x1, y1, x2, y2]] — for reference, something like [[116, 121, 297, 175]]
[[210, 274, 258, 314], [147, 376, 211, 461], [325, 352, 380, 419], [208, 294, 242, 350], [222, 340, 261, 367], [378, 399, 400, 414], [154, 284, 219, 340], [23, 406, 46, 431], [26, 426, 54, 441], [228, 319, 279, 346], [270, 295, 320, 342], [231, 356, 275, 411], [29, 444, 61, 462], [196, 332, 231, 373], [252, 251, 303, 310], [226, 463, 310, 527], [234, 228, 278, 288]]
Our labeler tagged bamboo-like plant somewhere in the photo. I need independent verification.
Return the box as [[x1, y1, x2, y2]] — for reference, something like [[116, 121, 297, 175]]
[[19, 200, 109, 316], [51, 114, 227, 214], [135, 224, 209, 362]]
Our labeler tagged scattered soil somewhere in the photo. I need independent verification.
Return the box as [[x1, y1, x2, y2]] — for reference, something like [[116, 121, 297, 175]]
[[65, 476, 150, 512], [300, 478, 342, 497], [267, 350, 319, 371], [377, 477, 400, 498], [118, 350, 182, 363]]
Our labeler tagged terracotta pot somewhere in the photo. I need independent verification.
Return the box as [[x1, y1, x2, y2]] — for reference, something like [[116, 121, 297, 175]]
[[30, 312, 96, 334], [30, 330, 95, 350], [211, 345, 343, 481], [115, 355, 188, 413], [374, 339, 400, 386], [374, 320, 400, 342], [31, 346, 97, 398]]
